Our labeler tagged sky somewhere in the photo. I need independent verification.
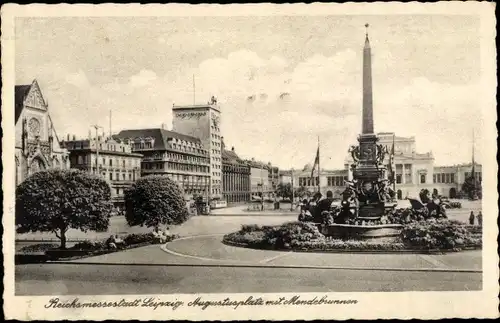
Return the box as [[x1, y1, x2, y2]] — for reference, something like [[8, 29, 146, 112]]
[[15, 15, 483, 170]]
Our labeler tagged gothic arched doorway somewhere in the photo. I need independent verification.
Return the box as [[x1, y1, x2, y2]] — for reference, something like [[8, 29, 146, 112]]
[[397, 189, 402, 200], [29, 156, 46, 176], [449, 187, 457, 199]]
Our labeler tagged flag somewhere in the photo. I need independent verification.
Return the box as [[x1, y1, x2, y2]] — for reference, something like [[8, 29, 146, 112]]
[[310, 146, 320, 179]]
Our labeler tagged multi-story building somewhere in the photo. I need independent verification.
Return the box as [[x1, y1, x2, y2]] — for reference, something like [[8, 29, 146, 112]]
[[221, 139, 251, 203], [62, 136, 143, 209], [246, 159, 272, 199], [268, 164, 280, 194], [172, 97, 222, 199], [115, 127, 211, 200], [15, 79, 70, 186]]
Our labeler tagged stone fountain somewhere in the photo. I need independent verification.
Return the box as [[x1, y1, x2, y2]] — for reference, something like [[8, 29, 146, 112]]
[[320, 25, 402, 241]]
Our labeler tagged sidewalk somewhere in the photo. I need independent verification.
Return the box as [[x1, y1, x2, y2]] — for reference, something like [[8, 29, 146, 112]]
[[210, 205, 297, 216]]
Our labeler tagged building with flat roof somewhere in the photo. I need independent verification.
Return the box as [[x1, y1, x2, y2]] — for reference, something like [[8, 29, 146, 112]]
[[172, 97, 222, 199], [221, 139, 251, 203], [115, 127, 211, 201]]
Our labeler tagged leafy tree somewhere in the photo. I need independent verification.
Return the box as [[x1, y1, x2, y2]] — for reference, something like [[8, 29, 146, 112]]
[[124, 175, 190, 228], [16, 169, 112, 249], [294, 186, 311, 199], [462, 176, 482, 199], [276, 183, 292, 199]]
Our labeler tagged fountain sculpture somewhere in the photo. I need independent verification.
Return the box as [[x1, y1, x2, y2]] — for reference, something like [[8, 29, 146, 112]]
[[320, 25, 402, 241]]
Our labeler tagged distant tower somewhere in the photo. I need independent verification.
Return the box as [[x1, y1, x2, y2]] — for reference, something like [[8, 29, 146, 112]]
[[172, 97, 222, 199], [362, 23, 374, 134]]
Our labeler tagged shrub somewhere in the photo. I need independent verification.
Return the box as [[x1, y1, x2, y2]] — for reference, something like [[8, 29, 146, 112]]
[[447, 202, 462, 209], [123, 233, 156, 245], [124, 176, 190, 228], [401, 219, 478, 250], [16, 169, 113, 249], [19, 243, 59, 253], [71, 240, 106, 251]]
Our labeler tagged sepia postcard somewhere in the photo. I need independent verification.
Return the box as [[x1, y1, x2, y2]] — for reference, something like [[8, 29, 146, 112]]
[[2, 2, 499, 321]]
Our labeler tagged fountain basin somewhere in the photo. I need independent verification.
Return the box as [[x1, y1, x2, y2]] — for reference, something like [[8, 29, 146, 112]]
[[319, 223, 403, 241]]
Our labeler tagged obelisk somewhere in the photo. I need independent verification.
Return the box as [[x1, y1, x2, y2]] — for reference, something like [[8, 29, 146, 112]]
[[356, 24, 379, 174], [362, 23, 374, 134]]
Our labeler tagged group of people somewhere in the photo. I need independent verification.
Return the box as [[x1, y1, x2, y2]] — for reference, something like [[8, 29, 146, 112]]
[[152, 227, 171, 244], [469, 211, 483, 226], [106, 235, 126, 250], [298, 191, 337, 223]]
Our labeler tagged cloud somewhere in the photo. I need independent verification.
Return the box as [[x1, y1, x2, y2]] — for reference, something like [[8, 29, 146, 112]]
[[128, 69, 158, 88], [23, 48, 482, 170], [65, 69, 90, 88]]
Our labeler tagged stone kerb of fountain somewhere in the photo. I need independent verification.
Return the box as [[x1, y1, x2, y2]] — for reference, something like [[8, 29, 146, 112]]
[[319, 134, 403, 242]]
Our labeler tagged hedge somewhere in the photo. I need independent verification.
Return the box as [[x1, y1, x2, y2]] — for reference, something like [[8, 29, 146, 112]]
[[223, 220, 482, 252]]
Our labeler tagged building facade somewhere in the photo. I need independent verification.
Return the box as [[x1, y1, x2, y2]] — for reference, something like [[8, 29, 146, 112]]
[[15, 79, 70, 186], [221, 141, 251, 203], [62, 136, 143, 209], [172, 98, 222, 199], [278, 132, 481, 200], [115, 128, 211, 200]]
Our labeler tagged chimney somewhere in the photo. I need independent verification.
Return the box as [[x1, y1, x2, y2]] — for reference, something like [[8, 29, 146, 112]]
[[67, 134, 70, 141], [231, 146, 235, 152], [72, 134, 76, 140]]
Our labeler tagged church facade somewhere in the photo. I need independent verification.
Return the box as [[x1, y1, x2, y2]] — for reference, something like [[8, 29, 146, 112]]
[[15, 79, 70, 186]]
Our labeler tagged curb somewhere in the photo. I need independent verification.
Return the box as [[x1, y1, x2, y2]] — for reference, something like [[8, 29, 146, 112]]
[[221, 239, 482, 255], [44, 260, 483, 274], [160, 235, 482, 273]]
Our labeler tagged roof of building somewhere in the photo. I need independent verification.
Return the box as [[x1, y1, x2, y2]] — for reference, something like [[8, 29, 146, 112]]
[[115, 128, 202, 150], [15, 84, 32, 123], [222, 149, 241, 162]]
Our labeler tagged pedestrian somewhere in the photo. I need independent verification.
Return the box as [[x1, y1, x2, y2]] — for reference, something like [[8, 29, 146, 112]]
[[477, 211, 482, 226], [469, 211, 475, 225]]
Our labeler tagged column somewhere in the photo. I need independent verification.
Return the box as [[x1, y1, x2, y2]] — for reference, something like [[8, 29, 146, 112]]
[[402, 164, 406, 184]]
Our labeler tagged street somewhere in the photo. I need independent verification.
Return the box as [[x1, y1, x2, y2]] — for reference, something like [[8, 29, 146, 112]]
[[16, 263, 481, 295], [15, 203, 483, 295]]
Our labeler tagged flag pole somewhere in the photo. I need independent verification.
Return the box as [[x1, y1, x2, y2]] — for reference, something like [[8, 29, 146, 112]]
[[392, 133, 396, 193], [317, 136, 320, 194]]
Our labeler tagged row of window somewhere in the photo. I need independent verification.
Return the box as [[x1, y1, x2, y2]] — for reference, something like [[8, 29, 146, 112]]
[[395, 174, 413, 184], [142, 162, 210, 173], [223, 174, 250, 192], [327, 176, 349, 187], [210, 125, 220, 133], [166, 152, 209, 164], [99, 170, 137, 182], [433, 173, 455, 184], [164, 173, 210, 184], [72, 155, 141, 168], [211, 149, 221, 155], [212, 171, 221, 177], [299, 177, 319, 187], [171, 143, 208, 155], [211, 133, 222, 140], [211, 140, 221, 148]]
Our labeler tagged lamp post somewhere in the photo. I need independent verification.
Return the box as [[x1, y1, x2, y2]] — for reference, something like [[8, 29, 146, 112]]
[[291, 168, 295, 211], [91, 125, 103, 176]]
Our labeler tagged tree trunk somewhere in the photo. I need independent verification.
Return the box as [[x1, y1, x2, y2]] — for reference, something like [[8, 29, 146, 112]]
[[60, 229, 67, 250]]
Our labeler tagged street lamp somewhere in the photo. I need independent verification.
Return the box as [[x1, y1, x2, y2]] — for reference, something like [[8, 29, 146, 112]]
[[291, 168, 295, 211], [92, 125, 103, 176]]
